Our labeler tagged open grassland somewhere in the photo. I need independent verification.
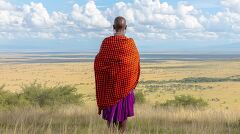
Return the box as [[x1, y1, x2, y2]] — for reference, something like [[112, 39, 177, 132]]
[[0, 60, 240, 110], [0, 60, 240, 133]]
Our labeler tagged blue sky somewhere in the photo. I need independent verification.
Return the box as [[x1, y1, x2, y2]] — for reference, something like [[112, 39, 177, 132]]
[[0, 0, 240, 53]]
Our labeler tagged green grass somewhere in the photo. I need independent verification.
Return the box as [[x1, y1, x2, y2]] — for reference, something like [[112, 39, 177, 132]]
[[139, 76, 240, 92], [177, 76, 240, 83], [140, 75, 240, 85], [141, 65, 200, 69], [144, 83, 210, 92], [134, 90, 146, 104], [158, 95, 208, 108]]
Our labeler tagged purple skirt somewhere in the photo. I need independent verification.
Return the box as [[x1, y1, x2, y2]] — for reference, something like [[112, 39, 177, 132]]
[[102, 90, 135, 122]]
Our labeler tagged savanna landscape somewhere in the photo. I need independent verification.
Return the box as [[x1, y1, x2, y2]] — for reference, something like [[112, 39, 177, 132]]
[[0, 55, 240, 133], [1, 0, 240, 133]]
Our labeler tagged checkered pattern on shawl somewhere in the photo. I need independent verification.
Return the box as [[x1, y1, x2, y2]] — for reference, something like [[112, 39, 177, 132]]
[[94, 35, 140, 113]]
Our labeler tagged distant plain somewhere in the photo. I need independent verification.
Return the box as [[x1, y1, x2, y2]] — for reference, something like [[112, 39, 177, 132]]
[[1, 52, 240, 110], [1, 52, 240, 133]]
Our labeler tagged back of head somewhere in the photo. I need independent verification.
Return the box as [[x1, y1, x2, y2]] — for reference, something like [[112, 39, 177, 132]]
[[113, 16, 127, 32]]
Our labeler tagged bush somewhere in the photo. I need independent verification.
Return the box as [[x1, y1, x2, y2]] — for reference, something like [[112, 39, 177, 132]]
[[0, 84, 5, 90], [134, 90, 146, 104], [160, 95, 208, 108], [0, 81, 84, 109], [20, 82, 84, 107]]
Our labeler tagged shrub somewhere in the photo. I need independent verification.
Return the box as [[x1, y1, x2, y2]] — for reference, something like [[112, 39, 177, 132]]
[[20, 82, 84, 107], [134, 90, 146, 104], [160, 95, 208, 108], [0, 90, 28, 109], [0, 84, 5, 90], [0, 81, 84, 109]]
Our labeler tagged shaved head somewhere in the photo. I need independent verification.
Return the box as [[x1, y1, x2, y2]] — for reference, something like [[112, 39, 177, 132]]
[[113, 16, 127, 32]]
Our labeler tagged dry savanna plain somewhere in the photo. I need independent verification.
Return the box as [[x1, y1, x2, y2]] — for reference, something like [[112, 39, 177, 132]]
[[0, 58, 240, 134]]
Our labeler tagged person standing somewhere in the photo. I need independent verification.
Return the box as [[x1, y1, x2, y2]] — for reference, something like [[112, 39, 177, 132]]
[[94, 16, 141, 133]]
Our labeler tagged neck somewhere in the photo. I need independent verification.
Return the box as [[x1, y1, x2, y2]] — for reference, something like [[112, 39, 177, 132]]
[[114, 31, 125, 36]]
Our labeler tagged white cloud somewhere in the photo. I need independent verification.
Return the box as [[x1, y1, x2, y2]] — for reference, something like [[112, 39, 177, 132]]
[[177, 31, 218, 40], [203, 0, 240, 36], [0, 0, 113, 39], [71, 1, 110, 28], [51, 11, 68, 24], [104, 0, 204, 39], [221, 0, 240, 13], [177, 3, 203, 29], [0, 0, 23, 26], [0, 0, 239, 41], [105, 0, 177, 28], [0, 0, 14, 10], [23, 2, 54, 27]]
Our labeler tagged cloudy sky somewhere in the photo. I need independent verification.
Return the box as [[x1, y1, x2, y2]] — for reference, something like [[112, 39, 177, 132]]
[[0, 0, 240, 52]]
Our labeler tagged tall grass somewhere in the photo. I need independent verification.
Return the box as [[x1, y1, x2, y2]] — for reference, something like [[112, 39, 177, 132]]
[[0, 104, 239, 134], [134, 90, 145, 104]]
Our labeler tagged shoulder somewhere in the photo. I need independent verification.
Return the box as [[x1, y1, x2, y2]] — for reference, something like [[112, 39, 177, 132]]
[[101, 36, 114, 44], [104, 36, 113, 40], [127, 37, 136, 44], [129, 37, 134, 42]]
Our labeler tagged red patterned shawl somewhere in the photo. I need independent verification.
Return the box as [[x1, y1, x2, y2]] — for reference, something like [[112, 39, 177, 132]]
[[94, 35, 140, 114]]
